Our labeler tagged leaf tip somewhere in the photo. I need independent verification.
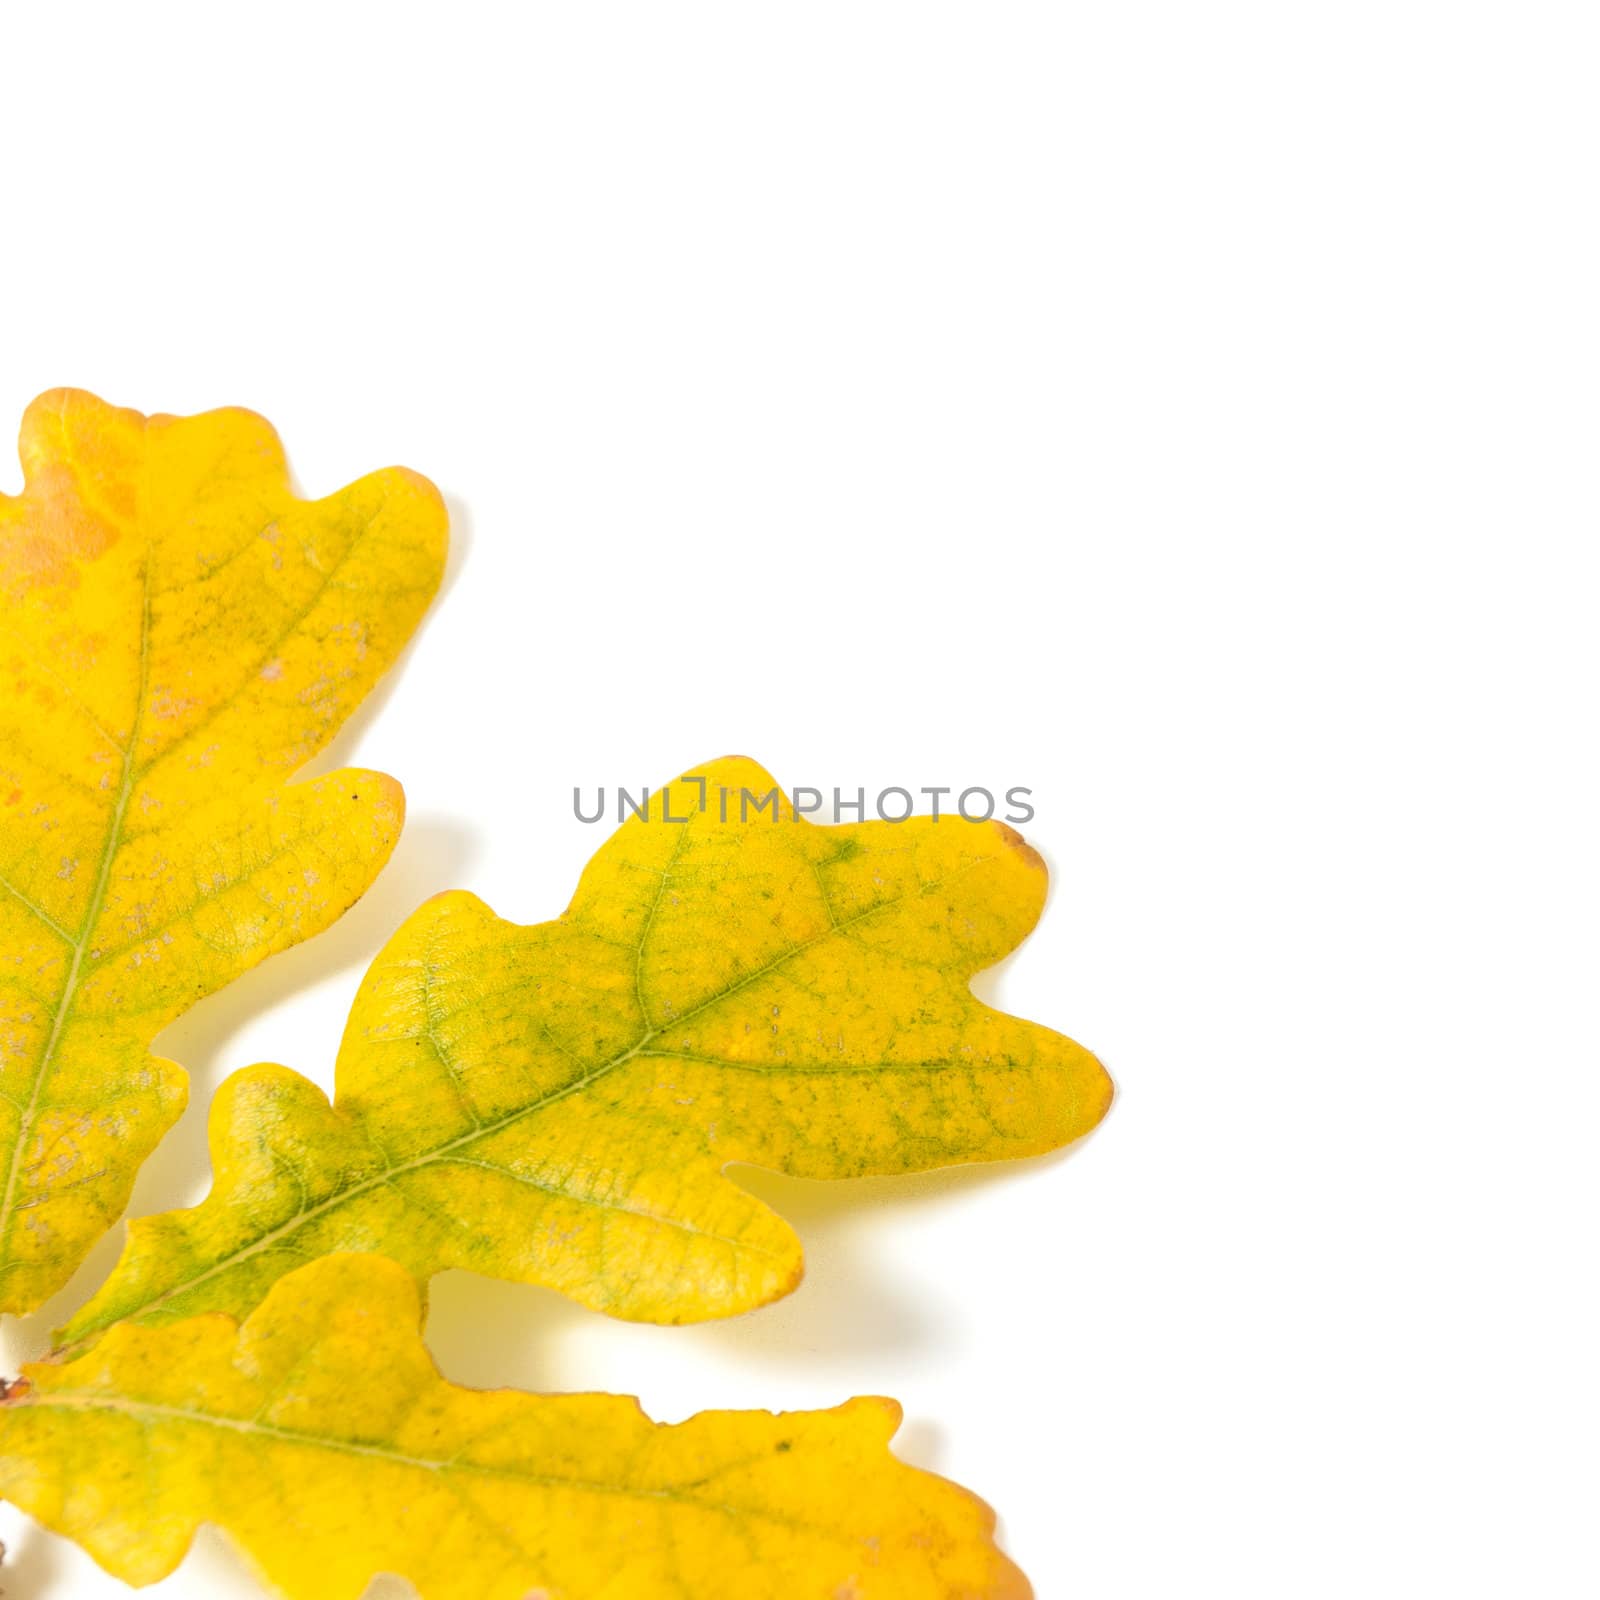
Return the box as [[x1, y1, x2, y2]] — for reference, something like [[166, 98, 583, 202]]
[[358, 462, 451, 586]]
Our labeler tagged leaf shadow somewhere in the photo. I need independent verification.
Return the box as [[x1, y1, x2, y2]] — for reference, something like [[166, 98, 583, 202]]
[[891, 1416, 946, 1475], [689, 1153, 1088, 1375]]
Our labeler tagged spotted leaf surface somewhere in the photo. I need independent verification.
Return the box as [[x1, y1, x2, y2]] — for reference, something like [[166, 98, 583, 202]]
[[2, 1253, 1029, 1599], [60, 756, 1109, 1348], [0, 390, 447, 1314]]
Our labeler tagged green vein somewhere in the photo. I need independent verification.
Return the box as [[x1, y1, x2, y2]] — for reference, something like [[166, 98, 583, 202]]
[[0, 874, 74, 946], [0, 558, 152, 1265]]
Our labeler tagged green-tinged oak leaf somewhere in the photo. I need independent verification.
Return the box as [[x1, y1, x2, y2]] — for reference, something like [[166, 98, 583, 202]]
[[0, 390, 447, 1314], [59, 756, 1110, 1349], [1, 1253, 1030, 1600]]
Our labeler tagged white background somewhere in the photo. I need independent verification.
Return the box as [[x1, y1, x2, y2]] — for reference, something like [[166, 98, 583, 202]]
[[0, 5, 1596, 1597]]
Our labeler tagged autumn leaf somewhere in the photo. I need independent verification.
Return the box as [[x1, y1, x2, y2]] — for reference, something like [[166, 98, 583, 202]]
[[2, 1251, 1030, 1599], [58, 756, 1110, 1350], [0, 390, 447, 1316]]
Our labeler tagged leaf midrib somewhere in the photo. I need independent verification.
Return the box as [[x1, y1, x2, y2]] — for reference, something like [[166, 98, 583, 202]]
[[0, 560, 153, 1262], [71, 853, 993, 1344], [13, 1386, 851, 1539]]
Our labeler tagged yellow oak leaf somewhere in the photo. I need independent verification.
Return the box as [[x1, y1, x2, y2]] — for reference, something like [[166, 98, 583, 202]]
[[1, 1253, 1028, 1600], [0, 390, 447, 1316], [58, 757, 1110, 1350]]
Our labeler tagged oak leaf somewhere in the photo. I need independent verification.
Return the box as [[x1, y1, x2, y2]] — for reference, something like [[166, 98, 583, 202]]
[[0, 390, 447, 1315], [59, 757, 1110, 1350], [1, 1252, 1029, 1599]]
